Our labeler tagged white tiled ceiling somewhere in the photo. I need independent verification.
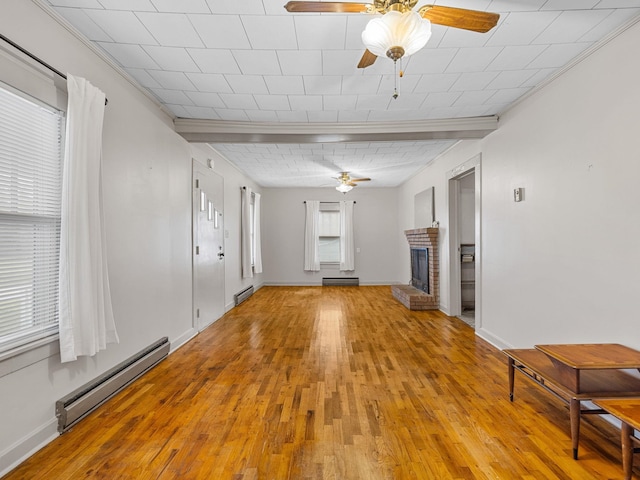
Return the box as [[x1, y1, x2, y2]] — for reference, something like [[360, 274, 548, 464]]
[[42, 0, 640, 187]]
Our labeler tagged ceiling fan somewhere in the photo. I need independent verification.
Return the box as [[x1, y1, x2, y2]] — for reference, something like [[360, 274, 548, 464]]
[[284, 0, 500, 69], [335, 171, 371, 193]]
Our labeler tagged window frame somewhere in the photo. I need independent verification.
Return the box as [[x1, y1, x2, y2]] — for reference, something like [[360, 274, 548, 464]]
[[0, 40, 67, 368], [318, 203, 341, 265]]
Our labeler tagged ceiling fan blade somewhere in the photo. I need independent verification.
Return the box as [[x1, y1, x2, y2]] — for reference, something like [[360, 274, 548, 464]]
[[418, 5, 499, 33], [284, 1, 372, 13], [350, 177, 371, 182], [357, 49, 377, 69]]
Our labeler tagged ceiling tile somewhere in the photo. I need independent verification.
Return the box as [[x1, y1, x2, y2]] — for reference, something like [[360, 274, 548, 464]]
[[526, 42, 592, 68], [187, 49, 241, 74], [242, 15, 297, 50], [264, 76, 305, 95], [216, 109, 251, 121], [150, 0, 210, 13], [294, 16, 348, 50], [485, 87, 532, 104], [486, 45, 548, 70], [233, 50, 282, 75], [54, 7, 112, 41], [322, 50, 364, 75], [98, 0, 155, 10], [48, 0, 102, 6], [184, 91, 225, 107], [323, 94, 358, 111], [97, 42, 159, 68], [205, 0, 265, 14], [189, 14, 251, 49], [85, 10, 157, 44], [450, 72, 499, 91], [219, 93, 259, 109], [404, 48, 458, 74], [124, 68, 162, 88], [485, 70, 538, 89], [277, 50, 323, 75], [486, 0, 547, 11], [254, 94, 291, 110], [246, 110, 280, 122], [446, 47, 504, 73], [303, 76, 342, 95], [147, 70, 196, 90], [150, 88, 194, 105], [453, 90, 497, 106], [136, 12, 204, 47], [277, 110, 309, 122], [289, 95, 323, 111], [183, 105, 220, 119], [541, 0, 600, 9], [224, 75, 268, 94], [579, 8, 640, 41], [438, 27, 494, 48], [423, 92, 463, 108], [413, 73, 460, 93], [142, 46, 200, 72], [308, 111, 339, 122], [355, 95, 392, 111], [186, 73, 233, 93], [487, 11, 562, 46], [341, 75, 381, 95], [534, 9, 613, 44]]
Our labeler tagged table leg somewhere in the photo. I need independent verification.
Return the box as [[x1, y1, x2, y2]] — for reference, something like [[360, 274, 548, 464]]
[[621, 422, 633, 480], [508, 357, 515, 402], [570, 398, 580, 460]]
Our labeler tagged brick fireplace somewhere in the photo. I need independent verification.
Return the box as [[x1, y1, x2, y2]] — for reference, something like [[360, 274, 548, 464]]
[[392, 227, 439, 310]]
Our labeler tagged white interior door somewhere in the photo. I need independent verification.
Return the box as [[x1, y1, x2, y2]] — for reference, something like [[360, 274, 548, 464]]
[[193, 160, 225, 331]]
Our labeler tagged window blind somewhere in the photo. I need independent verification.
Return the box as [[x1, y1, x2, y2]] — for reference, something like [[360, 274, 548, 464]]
[[0, 86, 63, 353]]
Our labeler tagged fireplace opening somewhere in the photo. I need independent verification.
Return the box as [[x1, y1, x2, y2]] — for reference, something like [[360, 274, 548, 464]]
[[410, 248, 429, 294]]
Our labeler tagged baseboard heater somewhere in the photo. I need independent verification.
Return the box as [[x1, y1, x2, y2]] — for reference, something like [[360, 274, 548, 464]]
[[234, 285, 254, 305], [55, 337, 170, 434], [322, 277, 360, 286]]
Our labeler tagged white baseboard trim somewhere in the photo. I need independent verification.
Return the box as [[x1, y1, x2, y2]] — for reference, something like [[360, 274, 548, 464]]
[[475, 327, 512, 351], [0, 418, 58, 478], [170, 328, 198, 354]]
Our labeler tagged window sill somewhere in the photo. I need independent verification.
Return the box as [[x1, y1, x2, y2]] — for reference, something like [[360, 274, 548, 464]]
[[0, 334, 60, 378]]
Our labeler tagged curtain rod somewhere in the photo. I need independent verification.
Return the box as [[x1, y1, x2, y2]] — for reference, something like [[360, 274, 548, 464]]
[[303, 201, 356, 204], [0, 33, 108, 105]]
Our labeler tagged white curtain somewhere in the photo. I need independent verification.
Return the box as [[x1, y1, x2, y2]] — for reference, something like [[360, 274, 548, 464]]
[[304, 200, 320, 271], [241, 187, 253, 278], [58, 74, 119, 363], [253, 192, 263, 274], [340, 200, 355, 271]]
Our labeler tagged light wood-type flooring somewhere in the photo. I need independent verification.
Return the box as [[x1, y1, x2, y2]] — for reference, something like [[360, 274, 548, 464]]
[[4, 286, 636, 479]]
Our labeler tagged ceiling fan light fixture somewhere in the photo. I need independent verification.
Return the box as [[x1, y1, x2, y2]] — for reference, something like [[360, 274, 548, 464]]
[[336, 183, 353, 193], [361, 10, 432, 61]]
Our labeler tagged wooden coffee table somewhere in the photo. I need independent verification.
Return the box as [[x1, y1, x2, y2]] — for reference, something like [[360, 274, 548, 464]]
[[505, 343, 640, 459], [592, 399, 640, 480]]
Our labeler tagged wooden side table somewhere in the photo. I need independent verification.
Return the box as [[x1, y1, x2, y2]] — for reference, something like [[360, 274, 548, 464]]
[[505, 345, 640, 459], [593, 399, 640, 480]]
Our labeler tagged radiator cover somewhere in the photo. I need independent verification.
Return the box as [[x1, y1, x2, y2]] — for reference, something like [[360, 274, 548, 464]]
[[55, 337, 170, 433], [322, 277, 360, 286], [234, 285, 254, 305]]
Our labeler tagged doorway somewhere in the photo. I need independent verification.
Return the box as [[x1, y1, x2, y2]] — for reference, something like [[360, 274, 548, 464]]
[[192, 160, 225, 331], [447, 155, 481, 329]]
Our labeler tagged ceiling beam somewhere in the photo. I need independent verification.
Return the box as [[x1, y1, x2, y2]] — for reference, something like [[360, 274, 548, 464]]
[[174, 116, 498, 144]]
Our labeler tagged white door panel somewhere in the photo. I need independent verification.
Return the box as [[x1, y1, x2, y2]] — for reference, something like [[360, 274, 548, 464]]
[[193, 161, 224, 330]]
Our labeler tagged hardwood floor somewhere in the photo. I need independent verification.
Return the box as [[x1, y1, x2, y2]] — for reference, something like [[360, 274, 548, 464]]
[[4, 286, 635, 479]]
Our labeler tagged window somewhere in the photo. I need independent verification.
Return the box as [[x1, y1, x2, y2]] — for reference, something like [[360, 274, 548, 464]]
[[0, 84, 64, 354], [318, 204, 340, 264]]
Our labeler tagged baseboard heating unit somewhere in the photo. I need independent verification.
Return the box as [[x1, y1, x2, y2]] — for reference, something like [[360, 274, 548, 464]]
[[322, 277, 360, 286], [234, 285, 254, 305], [55, 337, 170, 433]]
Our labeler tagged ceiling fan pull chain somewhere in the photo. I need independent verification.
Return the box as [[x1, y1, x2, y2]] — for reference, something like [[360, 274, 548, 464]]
[[393, 59, 399, 99]]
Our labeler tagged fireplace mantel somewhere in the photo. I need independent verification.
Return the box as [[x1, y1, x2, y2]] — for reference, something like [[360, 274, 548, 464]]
[[392, 227, 440, 310]]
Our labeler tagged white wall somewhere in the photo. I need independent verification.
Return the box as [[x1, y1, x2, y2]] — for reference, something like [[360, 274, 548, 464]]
[[261, 187, 403, 285], [0, 2, 255, 474], [399, 20, 640, 350]]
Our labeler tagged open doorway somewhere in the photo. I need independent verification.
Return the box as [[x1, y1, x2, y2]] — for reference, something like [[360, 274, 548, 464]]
[[447, 155, 481, 329]]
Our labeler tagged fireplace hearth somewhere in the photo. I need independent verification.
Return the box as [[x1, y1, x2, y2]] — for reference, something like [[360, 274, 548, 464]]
[[392, 228, 439, 310]]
